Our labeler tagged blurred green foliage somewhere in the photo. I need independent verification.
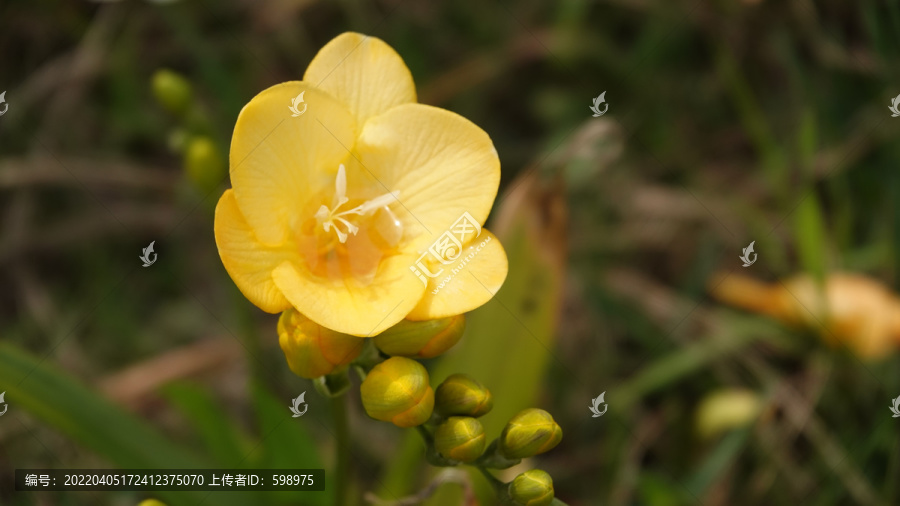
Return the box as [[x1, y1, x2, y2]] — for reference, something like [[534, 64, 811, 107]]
[[3, 0, 900, 505]]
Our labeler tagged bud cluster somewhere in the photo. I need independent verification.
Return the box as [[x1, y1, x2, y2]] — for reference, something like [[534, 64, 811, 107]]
[[277, 311, 567, 505], [150, 68, 225, 193]]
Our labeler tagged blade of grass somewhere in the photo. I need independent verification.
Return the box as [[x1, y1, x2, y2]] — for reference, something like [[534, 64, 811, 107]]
[[0, 342, 247, 506], [162, 381, 251, 467]]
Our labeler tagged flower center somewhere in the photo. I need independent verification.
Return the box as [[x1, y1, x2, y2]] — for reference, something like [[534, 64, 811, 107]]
[[298, 164, 404, 284], [313, 164, 399, 244]]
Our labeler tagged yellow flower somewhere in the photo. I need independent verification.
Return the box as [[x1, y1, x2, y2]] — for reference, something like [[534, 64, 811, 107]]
[[711, 272, 900, 359], [278, 307, 363, 379], [214, 32, 507, 336]]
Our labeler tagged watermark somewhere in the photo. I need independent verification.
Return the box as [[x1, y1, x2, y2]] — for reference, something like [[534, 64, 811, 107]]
[[589, 392, 607, 418], [590, 91, 608, 117], [739, 240, 757, 267], [16, 468, 324, 491], [890, 395, 900, 418], [410, 212, 488, 294], [289, 392, 308, 417], [0, 391, 7, 417], [0, 91, 7, 116], [289, 91, 307, 117], [140, 241, 157, 267], [890, 93, 900, 117]]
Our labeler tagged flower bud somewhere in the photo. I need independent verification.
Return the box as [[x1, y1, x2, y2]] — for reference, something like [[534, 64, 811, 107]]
[[434, 373, 493, 417], [151, 69, 192, 116], [184, 136, 225, 193], [360, 357, 434, 427], [695, 388, 762, 439], [138, 500, 168, 506], [373, 315, 465, 359], [508, 469, 554, 506], [499, 409, 563, 459], [434, 416, 486, 463], [278, 308, 363, 379]]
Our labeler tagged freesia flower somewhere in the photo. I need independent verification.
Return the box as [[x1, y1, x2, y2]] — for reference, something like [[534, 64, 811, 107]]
[[215, 32, 508, 336], [711, 272, 900, 359]]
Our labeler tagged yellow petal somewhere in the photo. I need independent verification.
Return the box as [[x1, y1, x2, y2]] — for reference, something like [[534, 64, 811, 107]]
[[230, 81, 357, 245], [354, 103, 501, 248], [271, 252, 427, 337], [407, 229, 508, 320], [214, 190, 295, 313], [303, 32, 417, 126]]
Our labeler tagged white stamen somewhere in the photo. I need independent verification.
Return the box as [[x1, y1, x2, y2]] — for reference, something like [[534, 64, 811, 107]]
[[315, 165, 400, 243]]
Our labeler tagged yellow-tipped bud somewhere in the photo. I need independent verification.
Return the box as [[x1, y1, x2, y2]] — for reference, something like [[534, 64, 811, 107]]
[[184, 136, 225, 193], [373, 315, 465, 359], [278, 308, 363, 379], [434, 373, 493, 417], [360, 357, 434, 428], [695, 389, 762, 439], [508, 469, 554, 506], [434, 416, 486, 463], [500, 409, 563, 459], [151, 69, 192, 116], [138, 500, 168, 506]]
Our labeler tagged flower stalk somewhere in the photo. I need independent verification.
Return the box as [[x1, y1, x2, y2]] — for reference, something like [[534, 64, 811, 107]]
[[330, 394, 350, 506]]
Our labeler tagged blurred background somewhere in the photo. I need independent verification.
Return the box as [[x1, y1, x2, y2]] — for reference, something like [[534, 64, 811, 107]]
[[2, 0, 900, 505]]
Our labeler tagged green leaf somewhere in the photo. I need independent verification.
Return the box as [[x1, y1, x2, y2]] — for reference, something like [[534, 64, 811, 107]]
[[684, 428, 751, 498], [248, 381, 331, 505], [0, 342, 248, 506], [162, 382, 250, 466], [615, 315, 793, 411], [793, 191, 828, 283], [638, 473, 694, 506]]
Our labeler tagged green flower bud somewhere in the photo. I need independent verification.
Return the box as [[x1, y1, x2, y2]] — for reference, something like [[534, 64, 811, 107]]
[[138, 500, 168, 506], [434, 373, 493, 417], [360, 357, 434, 428], [500, 409, 563, 459], [508, 469, 554, 506], [695, 388, 762, 439], [151, 69, 192, 116], [373, 315, 465, 358], [434, 416, 486, 463], [278, 308, 364, 379], [184, 136, 225, 193]]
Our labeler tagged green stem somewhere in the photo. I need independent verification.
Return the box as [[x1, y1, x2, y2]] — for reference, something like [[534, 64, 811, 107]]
[[478, 466, 515, 505], [477, 466, 504, 488], [416, 425, 434, 445], [331, 395, 350, 506]]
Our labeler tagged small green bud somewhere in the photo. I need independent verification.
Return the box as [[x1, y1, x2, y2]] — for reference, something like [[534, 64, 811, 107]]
[[373, 315, 465, 358], [138, 500, 168, 506], [184, 136, 225, 193], [434, 416, 486, 463], [278, 308, 364, 379], [434, 373, 493, 417], [695, 388, 762, 439], [508, 469, 554, 506], [151, 69, 192, 116], [360, 357, 434, 428], [499, 409, 563, 459]]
